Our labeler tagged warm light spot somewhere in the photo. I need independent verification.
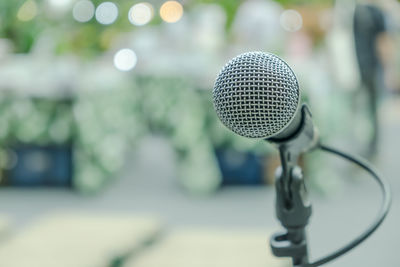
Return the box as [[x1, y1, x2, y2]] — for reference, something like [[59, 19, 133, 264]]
[[160, 1, 183, 23], [280, 9, 303, 32], [95, 2, 118, 25], [72, 0, 95, 22], [113, 49, 137, 71], [128, 2, 154, 26], [17, 0, 38, 22]]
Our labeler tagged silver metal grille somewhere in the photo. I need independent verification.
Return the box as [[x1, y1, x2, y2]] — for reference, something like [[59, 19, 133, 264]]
[[213, 52, 299, 138]]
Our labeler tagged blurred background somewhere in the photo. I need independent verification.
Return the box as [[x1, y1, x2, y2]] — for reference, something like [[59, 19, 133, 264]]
[[0, 0, 399, 266]]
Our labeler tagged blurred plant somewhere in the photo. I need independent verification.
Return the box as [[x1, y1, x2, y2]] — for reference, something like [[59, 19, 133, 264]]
[[0, 95, 74, 145], [72, 81, 145, 193], [0, 0, 43, 53], [0, 73, 271, 194], [0, 0, 334, 54]]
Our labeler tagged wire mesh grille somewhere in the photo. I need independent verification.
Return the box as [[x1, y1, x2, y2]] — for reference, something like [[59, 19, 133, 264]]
[[213, 52, 299, 138]]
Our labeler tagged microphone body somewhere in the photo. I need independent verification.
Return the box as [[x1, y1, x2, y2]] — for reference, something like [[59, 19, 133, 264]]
[[213, 51, 318, 149]]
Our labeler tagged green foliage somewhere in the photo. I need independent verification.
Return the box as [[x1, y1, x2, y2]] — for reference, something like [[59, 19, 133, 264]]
[[0, 0, 334, 54], [0, 0, 41, 52], [197, 0, 241, 30]]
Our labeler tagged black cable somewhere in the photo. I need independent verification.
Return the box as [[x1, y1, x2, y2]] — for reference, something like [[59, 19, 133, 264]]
[[303, 144, 392, 267]]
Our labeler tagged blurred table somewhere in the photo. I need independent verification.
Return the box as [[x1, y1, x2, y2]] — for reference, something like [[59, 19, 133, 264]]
[[124, 228, 290, 267], [0, 212, 162, 267]]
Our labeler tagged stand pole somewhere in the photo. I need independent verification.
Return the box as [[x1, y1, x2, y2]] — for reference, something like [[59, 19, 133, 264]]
[[270, 164, 311, 266]]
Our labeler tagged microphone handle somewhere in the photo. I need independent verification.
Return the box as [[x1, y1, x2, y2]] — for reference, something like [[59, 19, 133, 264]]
[[273, 107, 303, 140]]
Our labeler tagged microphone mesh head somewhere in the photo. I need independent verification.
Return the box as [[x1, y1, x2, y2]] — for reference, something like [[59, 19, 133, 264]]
[[213, 52, 300, 138]]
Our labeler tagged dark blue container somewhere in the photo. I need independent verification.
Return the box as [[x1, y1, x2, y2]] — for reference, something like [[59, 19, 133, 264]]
[[215, 148, 264, 185], [6, 144, 73, 187]]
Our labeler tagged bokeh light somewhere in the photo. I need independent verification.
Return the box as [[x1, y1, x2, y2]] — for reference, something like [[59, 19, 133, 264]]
[[128, 2, 154, 26], [17, 0, 38, 22], [160, 1, 183, 23], [113, 49, 137, 71], [280, 9, 303, 32], [47, 0, 73, 11], [95, 2, 118, 25], [72, 0, 95, 22]]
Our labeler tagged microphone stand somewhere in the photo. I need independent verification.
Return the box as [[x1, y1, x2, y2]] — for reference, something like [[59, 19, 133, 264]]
[[268, 105, 318, 267], [267, 104, 391, 267], [270, 151, 311, 266]]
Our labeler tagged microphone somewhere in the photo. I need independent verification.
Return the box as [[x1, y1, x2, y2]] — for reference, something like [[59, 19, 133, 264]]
[[213, 51, 304, 141], [213, 51, 317, 153], [211, 51, 391, 267], [213, 51, 317, 265]]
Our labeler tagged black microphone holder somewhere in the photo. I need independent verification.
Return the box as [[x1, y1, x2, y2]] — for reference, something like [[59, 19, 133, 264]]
[[266, 105, 391, 267], [270, 164, 311, 266], [268, 105, 316, 266]]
